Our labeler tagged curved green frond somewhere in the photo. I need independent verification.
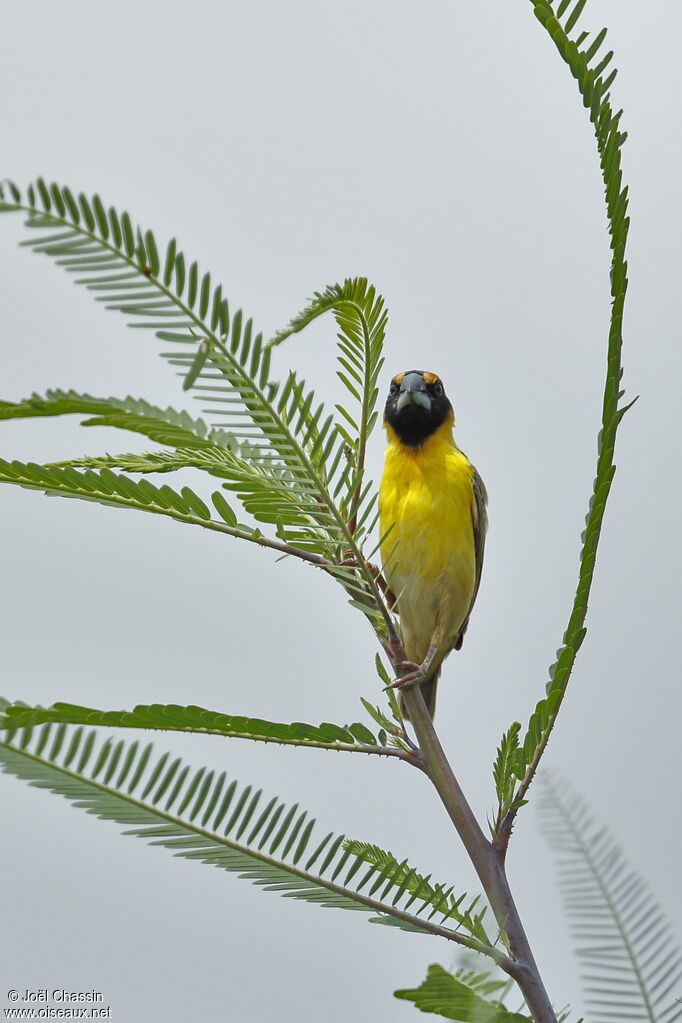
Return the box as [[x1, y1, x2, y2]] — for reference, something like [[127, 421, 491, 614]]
[[495, 0, 636, 841], [0, 456, 229, 528], [0, 457, 336, 568], [0, 182, 393, 637], [0, 705, 507, 960], [268, 279, 387, 533], [394, 964, 532, 1022], [0, 389, 236, 450], [54, 446, 356, 544], [540, 775, 682, 1023], [0, 701, 410, 759]]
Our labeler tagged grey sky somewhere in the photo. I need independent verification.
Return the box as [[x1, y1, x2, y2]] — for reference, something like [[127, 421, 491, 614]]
[[1, 1, 680, 1020]]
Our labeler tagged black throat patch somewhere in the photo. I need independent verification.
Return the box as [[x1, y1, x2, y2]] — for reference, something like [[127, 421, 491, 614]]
[[384, 373, 453, 448]]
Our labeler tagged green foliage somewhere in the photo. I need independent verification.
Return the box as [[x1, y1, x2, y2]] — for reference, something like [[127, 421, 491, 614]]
[[268, 279, 386, 531], [0, 181, 393, 635], [491, 723, 523, 820], [540, 775, 682, 1023], [0, 702, 493, 954], [0, 456, 253, 539], [50, 443, 370, 544], [0, 3, 660, 1016], [0, 389, 236, 449], [394, 964, 532, 1022], [0, 700, 409, 757], [493, 0, 636, 838], [343, 842, 494, 947]]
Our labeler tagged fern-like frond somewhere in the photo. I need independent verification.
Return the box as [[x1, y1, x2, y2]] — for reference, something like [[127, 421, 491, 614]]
[[539, 775, 682, 1023], [343, 841, 493, 946], [0, 701, 409, 759], [0, 457, 337, 568], [492, 723, 523, 822], [53, 446, 353, 545], [0, 182, 393, 636], [494, 0, 636, 843], [394, 963, 532, 1022], [268, 279, 387, 534], [0, 703, 507, 960], [0, 455, 226, 524], [0, 389, 236, 450]]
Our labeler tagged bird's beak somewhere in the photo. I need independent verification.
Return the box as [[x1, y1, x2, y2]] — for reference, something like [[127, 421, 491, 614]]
[[396, 373, 432, 413]]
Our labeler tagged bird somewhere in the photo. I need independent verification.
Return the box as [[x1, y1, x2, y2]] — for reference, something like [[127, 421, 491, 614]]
[[379, 370, 487, 719]]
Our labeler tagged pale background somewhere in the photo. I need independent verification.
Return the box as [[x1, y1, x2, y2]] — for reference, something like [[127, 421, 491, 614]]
[[1, 1, 680, 1020]]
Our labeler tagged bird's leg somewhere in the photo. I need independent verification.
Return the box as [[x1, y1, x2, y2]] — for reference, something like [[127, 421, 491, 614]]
[[385, 645, 438, 691]]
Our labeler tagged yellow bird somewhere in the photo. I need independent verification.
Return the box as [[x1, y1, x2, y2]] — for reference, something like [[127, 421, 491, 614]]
[[379, 370, 488, 719]]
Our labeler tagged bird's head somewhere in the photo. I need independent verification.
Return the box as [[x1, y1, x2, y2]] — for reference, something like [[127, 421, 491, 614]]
[[383, 370, 454, 447]]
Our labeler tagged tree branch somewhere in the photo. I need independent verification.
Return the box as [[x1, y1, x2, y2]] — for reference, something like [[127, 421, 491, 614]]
[[401, 684, 558, 1022]]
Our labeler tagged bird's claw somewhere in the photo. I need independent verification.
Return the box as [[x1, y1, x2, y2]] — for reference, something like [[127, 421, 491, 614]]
[[383, 660, 427, 692]]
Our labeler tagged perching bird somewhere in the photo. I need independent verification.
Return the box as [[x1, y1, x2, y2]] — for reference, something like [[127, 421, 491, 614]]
[[379, 370, 487, 719]]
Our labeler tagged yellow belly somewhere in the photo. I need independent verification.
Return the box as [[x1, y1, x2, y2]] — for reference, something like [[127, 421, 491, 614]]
[[379, 426, 476, 666]]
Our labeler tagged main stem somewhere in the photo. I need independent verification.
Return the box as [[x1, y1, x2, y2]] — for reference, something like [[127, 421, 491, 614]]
[[401, 687, 557, 1023]]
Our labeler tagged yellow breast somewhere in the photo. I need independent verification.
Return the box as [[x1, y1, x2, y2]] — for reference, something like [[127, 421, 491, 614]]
[[379, 420, 476, 663]]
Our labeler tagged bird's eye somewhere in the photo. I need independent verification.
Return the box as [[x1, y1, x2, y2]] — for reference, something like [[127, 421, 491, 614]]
[[389, 382, 399, 396], [433, 381, 443, 396]]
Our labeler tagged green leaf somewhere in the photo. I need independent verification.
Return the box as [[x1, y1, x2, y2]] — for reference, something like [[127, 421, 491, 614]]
[[0, 457, 367, 573], [491, 723, 522, 829], [564, 0, 588, 34], [0, 705, 499, 952], [0, 456, 206, 520], [267, 278, 386, 531], [183, 339, 210, 391], [359, 697, 405, 743], [0, 701, 402, 757], [0, 389, 236, 450], [394, 964, 532, 1021], [499, 0, 635, 828], [343, 841, 493, 946], [211, 490, 238, 526], [540, 774, 682, 1023], [0, 184, 393, 638], [49, 445, 349, 541]]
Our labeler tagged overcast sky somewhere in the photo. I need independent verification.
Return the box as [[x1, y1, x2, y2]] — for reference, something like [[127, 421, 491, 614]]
[[1, 2, 680, 1020]]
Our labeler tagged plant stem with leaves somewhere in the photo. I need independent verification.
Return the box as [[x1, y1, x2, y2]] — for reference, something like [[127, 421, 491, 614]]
[[399, 684, 557, 1022], [0, 2, 663, 1021]]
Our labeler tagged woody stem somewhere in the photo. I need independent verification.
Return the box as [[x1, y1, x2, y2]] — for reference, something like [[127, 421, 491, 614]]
[[400, 684, 557, 1023]]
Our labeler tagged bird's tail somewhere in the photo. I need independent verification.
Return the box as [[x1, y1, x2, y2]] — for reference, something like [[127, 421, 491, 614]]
[[399, 664, 441, 721]]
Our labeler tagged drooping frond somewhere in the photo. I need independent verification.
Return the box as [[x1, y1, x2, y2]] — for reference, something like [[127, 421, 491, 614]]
[[0, 700, 410, 759], [539, 775, 682, 1023], [494, 0, 636, 843], [268, 279, 387, 534], [0, 389, 236, 450], [0, 457, 336, 567], [0, 703, 505, 960], [0, 182, 393, 635], [51, 446, 357, 547], [0, 456, 231, 530], [394, 964, 533, 1022]]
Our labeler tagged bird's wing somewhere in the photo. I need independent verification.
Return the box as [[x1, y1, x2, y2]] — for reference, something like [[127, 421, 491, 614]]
[[454, 465, 488, 650]]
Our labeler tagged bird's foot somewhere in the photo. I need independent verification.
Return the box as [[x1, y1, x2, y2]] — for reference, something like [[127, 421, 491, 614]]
[[384, 647, 437, 692], [384, 658, 431, 691]]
